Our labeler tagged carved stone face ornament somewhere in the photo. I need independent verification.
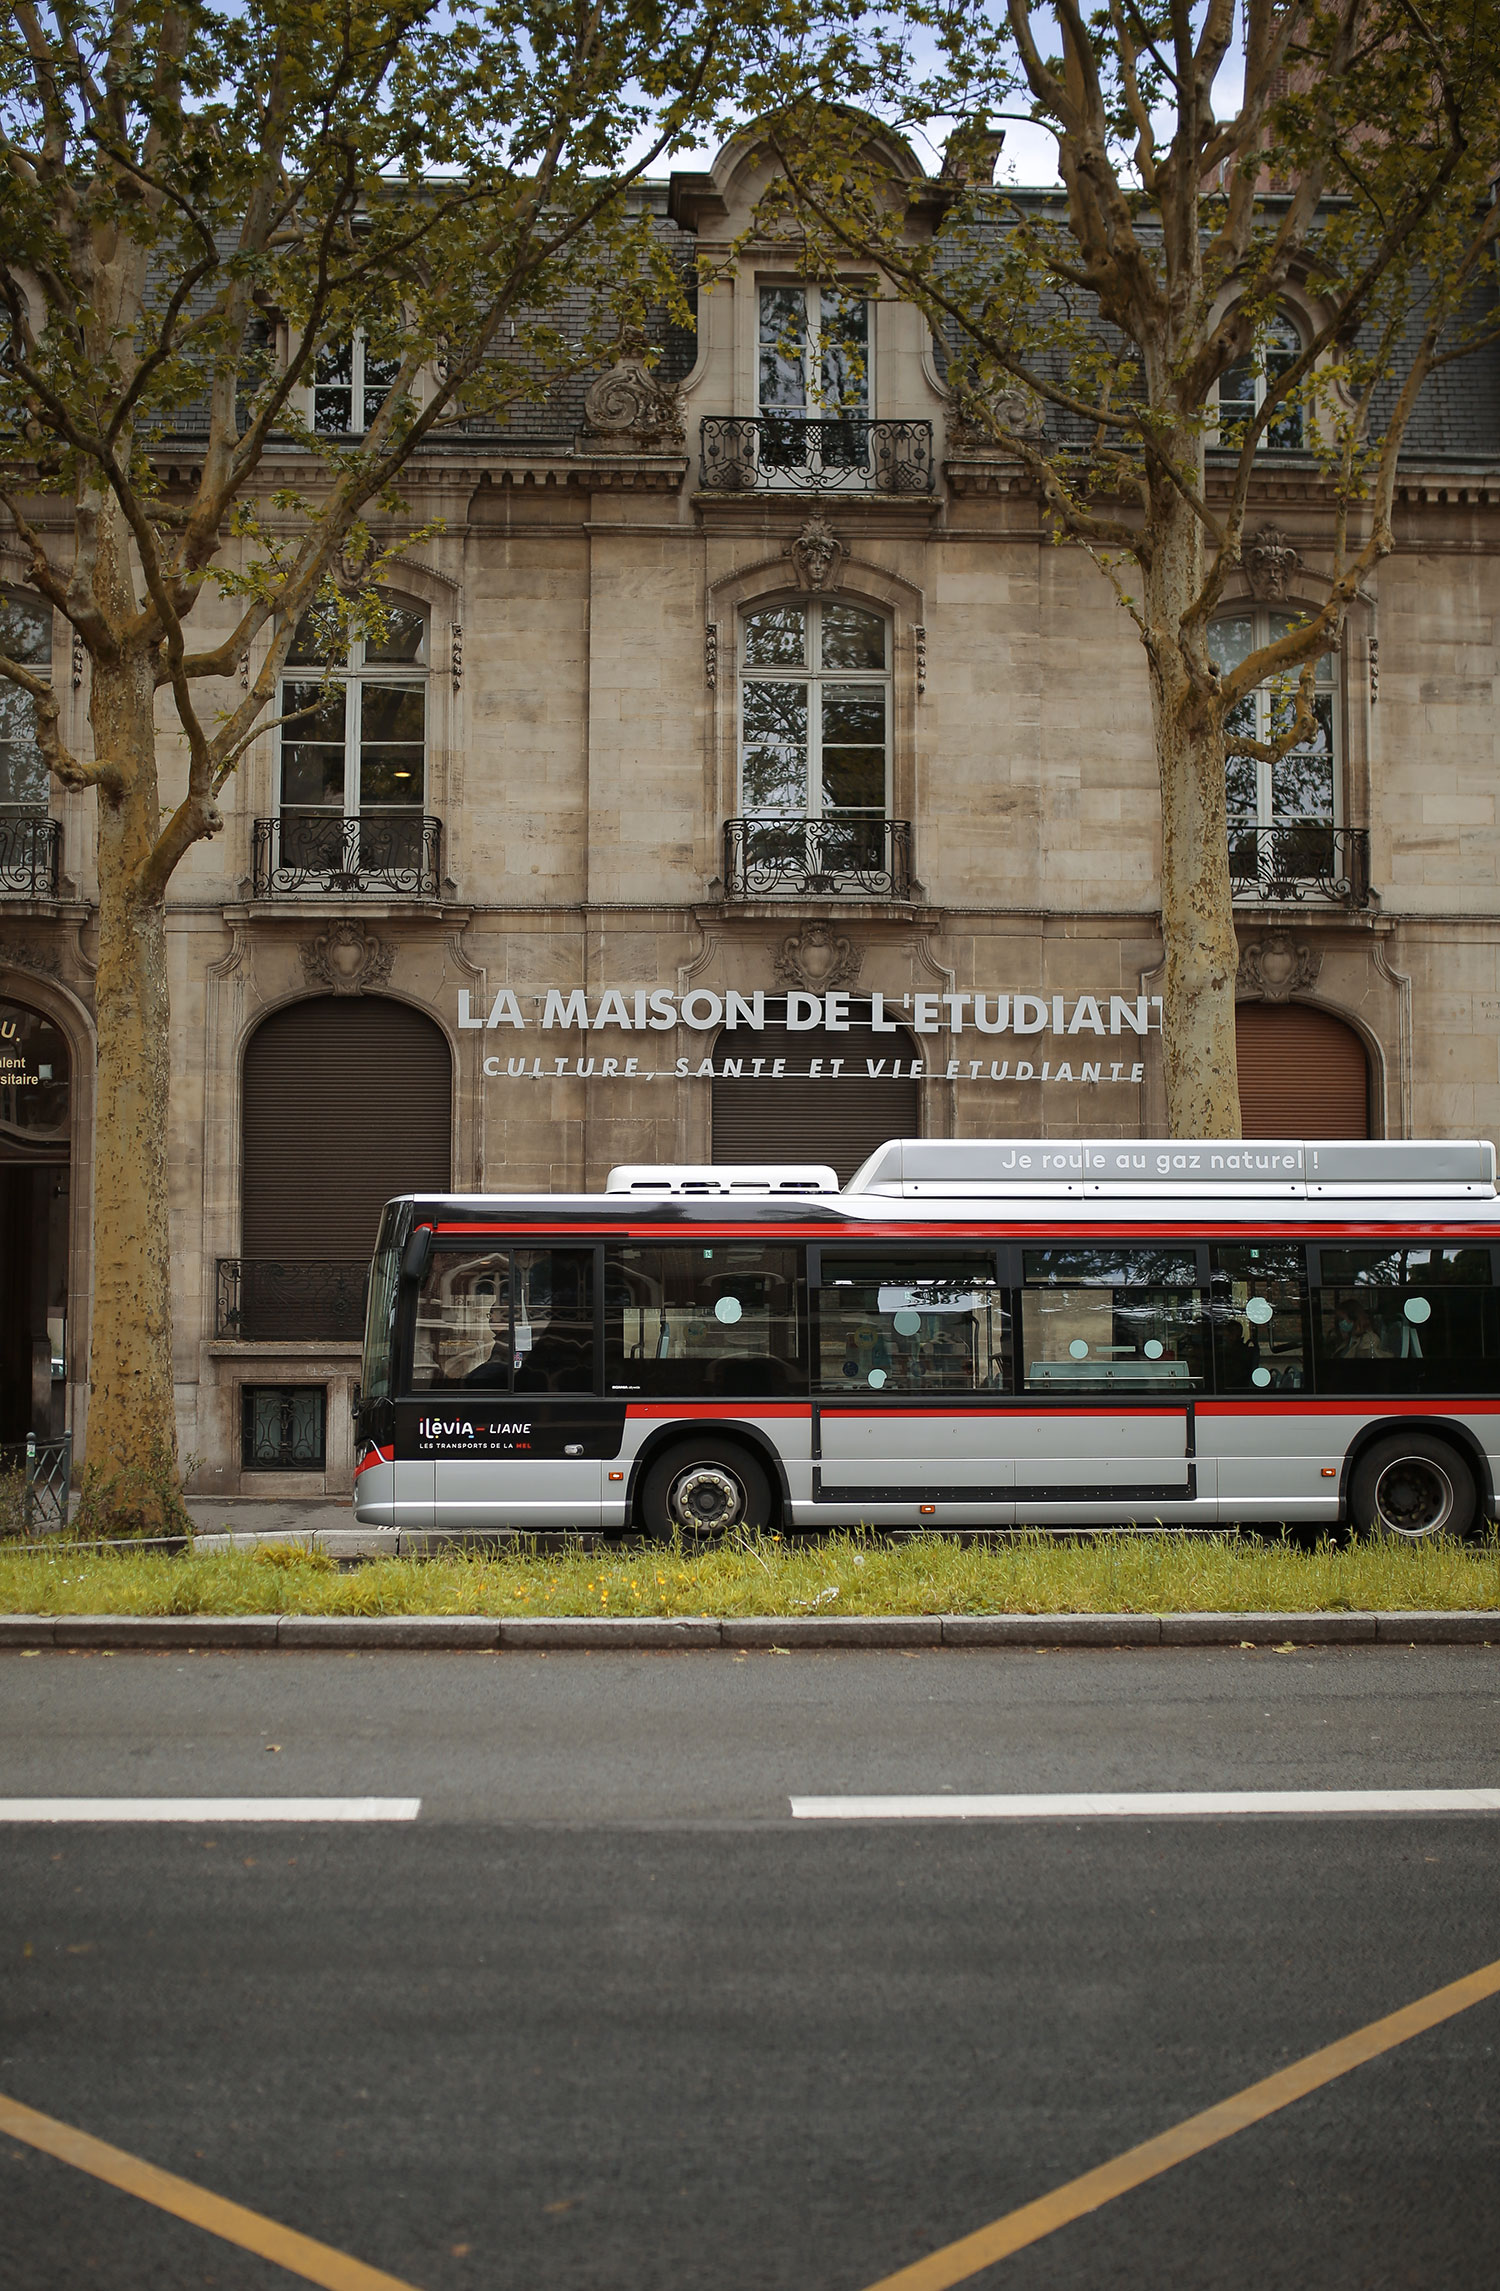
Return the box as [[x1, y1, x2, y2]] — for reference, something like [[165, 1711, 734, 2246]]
[[784, 515, 849, 594], [1243, 526, 1303, 602]]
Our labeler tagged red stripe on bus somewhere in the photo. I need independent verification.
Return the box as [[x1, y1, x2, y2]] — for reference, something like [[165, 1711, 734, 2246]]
[[354, 1444, 394, 1476], [1199, 1398, 1500, 1417], [430, 1219, 1500, 1242]]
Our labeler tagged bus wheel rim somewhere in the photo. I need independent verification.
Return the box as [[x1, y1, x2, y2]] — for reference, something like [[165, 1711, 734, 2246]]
[[1373, 1455, 1454, 1538], [670, 1464, 743, 1532]]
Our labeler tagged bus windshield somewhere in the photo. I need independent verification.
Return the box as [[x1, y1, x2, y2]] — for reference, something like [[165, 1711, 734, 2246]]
[[361, 1225, 403, 1405]]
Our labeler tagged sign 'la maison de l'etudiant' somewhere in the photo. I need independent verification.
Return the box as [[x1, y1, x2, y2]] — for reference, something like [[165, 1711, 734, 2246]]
[[457, 988, 1160, 1088]]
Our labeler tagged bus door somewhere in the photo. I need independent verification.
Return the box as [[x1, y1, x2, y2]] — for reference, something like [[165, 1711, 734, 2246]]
[[813, 1249, 1016, 1518], [410, 1243, 612, 1528], [1011, 1244, 1209, 1520]]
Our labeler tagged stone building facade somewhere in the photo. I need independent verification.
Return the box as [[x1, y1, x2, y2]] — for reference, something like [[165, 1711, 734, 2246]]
[[2, 128, 1498, 1494]]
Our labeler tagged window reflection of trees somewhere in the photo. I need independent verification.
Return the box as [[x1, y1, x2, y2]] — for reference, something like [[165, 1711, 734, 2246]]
[[817, 1254, 1009, 1394], [1021, 1249, 1203, 1391]]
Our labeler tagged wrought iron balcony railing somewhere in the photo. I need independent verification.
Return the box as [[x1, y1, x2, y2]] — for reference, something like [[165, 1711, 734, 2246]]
[[217, 1258, 369, 1342], [1229, 825, 1371, 907], [0, 814, 61, 896], [700, 416, 934, 495], [724, 816, 913, 900], [252, 813, 442, 898]]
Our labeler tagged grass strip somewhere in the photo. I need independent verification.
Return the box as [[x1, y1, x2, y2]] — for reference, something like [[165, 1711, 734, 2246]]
[[1, 1530, 1497, 1619]]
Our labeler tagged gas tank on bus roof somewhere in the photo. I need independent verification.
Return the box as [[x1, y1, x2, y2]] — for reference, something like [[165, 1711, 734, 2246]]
[[842, 1137, 1498, 1200]]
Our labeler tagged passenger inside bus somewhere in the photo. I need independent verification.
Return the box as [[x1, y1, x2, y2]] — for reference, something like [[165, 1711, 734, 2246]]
[[462, 1291, 512, 1386]]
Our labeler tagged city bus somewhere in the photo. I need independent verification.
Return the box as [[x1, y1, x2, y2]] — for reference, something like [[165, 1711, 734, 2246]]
[[352, 1137, 1500, 1542]]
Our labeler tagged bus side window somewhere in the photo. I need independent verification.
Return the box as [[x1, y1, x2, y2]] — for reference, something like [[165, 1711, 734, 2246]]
[[816, 1253, 1011, 1395], [1020, 1246, 1203, 1393], [511, 1249, 596, 1394], [1311, 1245, 1499, 1397], [604, 1244, 806, 1399], [1209, 1244, 1309, 1393]]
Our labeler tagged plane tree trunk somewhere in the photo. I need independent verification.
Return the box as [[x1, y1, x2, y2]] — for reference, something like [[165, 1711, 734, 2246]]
[[1142, 481, 1242, 1138], [80, 510, 182, 1526]]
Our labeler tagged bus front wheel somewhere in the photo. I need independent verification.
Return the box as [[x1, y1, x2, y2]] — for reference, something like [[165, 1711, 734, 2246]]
[[1349, 1433, 1477, 1541], [640, 1440, 775, 1542]]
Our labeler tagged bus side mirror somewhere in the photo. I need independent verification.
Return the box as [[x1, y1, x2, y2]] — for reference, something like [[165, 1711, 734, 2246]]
[[350, 1382, 362, 1421], [401, 1226, 433, 1283]]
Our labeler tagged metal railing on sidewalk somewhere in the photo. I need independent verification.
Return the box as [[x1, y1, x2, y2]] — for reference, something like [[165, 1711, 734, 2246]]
[[0, 1433, 73, 1534]]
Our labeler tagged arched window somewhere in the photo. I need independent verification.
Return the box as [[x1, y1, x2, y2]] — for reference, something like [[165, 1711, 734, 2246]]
[[1218, 312, 1305, 450], [239, 994, 452, 1338], [276, 594, 430, 886], [1210, 609, 1338, 892], [0, 593, 53, 819], [737, 598, 893, 892]]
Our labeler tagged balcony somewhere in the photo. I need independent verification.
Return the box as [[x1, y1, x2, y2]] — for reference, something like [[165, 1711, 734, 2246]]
[[252, 814, 442, 899], [0, 814, 61, 896], [724, 816, 913, 900], [699, 417, 934, 495], [217, 1258, 368, 1342], [1229, 825, 1371, 908]]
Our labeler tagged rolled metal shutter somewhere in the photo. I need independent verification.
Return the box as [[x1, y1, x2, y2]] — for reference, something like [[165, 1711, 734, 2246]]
[[1236, 1002, 1370, 1139], [242, 995, 452, 1259], [712, 1014, 920, 1182]]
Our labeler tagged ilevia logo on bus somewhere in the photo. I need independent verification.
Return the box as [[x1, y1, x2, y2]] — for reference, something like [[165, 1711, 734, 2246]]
[[415, 1415, 534, 1455]]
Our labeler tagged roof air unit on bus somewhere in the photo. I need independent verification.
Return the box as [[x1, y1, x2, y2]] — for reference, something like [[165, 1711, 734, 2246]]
[[842, 1137, 1498, 1199], [605, 1163, 841, 1196]]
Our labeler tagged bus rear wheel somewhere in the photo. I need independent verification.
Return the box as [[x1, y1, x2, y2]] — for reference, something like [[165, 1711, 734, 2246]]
[[640, 1440, 774, 1542], [1349, 1433, 1477, 1541]]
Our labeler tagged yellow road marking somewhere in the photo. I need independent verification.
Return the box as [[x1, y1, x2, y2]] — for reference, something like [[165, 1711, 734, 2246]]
[[0, 2090, 424, 2291], [858, 1953, 1500, 2291]]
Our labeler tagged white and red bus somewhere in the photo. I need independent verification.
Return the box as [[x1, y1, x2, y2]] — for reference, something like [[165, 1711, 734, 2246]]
[[353, 1137, 1500, 1542]]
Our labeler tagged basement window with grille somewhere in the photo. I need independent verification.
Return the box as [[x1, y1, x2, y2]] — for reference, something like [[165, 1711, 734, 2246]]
[[241, 1386, 327, 1471]]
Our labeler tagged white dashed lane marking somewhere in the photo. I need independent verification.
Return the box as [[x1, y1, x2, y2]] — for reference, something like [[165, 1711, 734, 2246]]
[[791, 1789, 1500, 1819]]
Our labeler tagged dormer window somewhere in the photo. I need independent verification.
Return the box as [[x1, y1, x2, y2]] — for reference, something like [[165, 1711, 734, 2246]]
[[313, 332, 401, 436], [759, 286, 871, 420], [1218, 313, 1305, 450]]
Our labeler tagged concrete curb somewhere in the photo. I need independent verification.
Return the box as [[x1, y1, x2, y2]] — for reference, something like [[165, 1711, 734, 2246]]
[[1, 1611, 1496, 1650]]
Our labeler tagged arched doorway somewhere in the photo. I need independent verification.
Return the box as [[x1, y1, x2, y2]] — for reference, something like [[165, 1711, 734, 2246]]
[[1236, 1001, 1371, 1138], [0, 996, 70, 1441], [240, 995, 452, 1338], [711, 1001, 920, 1183]]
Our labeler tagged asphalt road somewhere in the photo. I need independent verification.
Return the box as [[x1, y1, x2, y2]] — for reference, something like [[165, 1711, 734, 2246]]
[[2, 1646, 1499, 2291]]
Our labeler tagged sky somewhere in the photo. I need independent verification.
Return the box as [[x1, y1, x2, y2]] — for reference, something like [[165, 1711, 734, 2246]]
[[644, 3, 1250, 189]]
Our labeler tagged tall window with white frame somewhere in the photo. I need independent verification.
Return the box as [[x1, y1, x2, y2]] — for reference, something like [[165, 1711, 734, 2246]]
[[0, 593, 54, 893], [276, 597, 430, 890], [736, 598, 894, 893], [1218, 312, 1305, 450], [1210, 610, 1340, 897], [758, 284, 870, 472], [312, 333, 402, 435]]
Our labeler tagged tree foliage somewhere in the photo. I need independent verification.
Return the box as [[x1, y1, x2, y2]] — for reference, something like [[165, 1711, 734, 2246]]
[[0, 0, 741, 835], [0, 0, 744, 1509], [752, 0, 1500, 1133]]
